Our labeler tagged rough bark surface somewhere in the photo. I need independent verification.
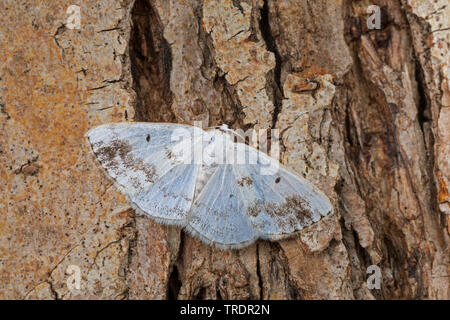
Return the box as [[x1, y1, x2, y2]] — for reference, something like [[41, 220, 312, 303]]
[[0, 0, 448, 299]]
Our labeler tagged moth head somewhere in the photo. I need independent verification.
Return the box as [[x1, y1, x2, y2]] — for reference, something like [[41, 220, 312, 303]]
[[218, 124, 229, 131]]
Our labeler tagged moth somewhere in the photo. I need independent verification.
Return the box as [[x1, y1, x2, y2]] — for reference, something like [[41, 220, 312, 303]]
[[86, 122, 333, 249]]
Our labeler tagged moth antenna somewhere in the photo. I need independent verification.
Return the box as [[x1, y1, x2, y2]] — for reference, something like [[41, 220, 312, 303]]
[[215, 124, 246, 142]]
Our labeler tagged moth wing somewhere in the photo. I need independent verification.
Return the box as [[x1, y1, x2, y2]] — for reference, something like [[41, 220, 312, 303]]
[[131, 163, 199, 224], [186, 164, 258, 249], [86, 122, 202, 224], [233, 142, 333, 239], [186, 140, 333, 248]]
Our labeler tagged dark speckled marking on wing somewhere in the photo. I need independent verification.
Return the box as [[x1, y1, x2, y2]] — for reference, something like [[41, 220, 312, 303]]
[[92, 139, 157, 185], [87, 122, 202, 226], [247, 195, 317, 230]]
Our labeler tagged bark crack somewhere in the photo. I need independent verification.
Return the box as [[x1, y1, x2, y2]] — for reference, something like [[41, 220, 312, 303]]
[[129, 0, 174, 122], [259, 0, 283, 129], [255, 242, 263, 299]]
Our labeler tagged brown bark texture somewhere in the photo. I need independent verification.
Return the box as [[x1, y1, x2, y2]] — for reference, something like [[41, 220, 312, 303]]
[[0, 0, 449, 299]]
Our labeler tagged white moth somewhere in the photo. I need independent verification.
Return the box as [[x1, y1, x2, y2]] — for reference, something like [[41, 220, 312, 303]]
[[86, 122, 333, 249]]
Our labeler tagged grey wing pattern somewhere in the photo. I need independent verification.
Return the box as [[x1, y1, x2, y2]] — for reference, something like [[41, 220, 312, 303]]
[[86, 122, 201, 224], [185, 164, 258, 249], [186, 140, 333, 248], [233, 143, 333, 240]]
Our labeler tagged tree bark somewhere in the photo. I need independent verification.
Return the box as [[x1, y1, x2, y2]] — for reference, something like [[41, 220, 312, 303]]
[[1, 0, 448, 299]]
